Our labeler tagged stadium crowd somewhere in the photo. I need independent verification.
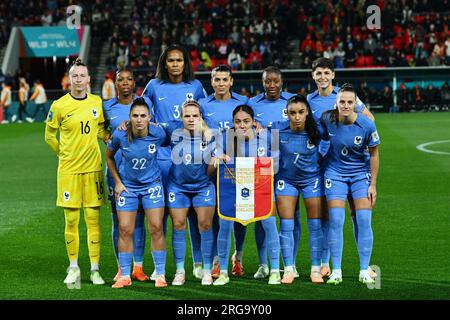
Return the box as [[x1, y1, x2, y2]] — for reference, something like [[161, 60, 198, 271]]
[[105, 0, 450, 75], [1, 0, 450, 123], [1, 0, 449, 73]]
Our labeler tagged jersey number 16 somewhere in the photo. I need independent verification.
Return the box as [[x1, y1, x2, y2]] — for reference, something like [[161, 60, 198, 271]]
[[80, 121, 90, 134]]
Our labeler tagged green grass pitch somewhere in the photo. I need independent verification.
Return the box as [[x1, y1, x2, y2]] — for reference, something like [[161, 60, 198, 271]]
[[0, 113, 449, 300]]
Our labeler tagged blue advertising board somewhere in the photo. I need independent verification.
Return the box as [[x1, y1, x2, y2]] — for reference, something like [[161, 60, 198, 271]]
[[21, 26, 80, 57]]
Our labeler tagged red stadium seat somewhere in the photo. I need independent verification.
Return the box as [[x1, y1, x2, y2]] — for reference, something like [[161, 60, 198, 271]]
[[191, 58, 201, 71], [364, 56, 374, 67], [355, 55, 366, 68]]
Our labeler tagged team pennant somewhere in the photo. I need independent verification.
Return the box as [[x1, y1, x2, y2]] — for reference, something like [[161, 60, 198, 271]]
[[217, 157, 274, 225]]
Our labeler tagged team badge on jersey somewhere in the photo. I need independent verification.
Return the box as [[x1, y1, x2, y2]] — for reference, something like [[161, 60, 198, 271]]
[[200, 141, 207, 151], [186, 92, 194, 101], [63, 191, 70, 201], [371, 131, 380, 142], [118, 196, 125, 207], [341, 147, 348, 156], [325, 179, 332, 189], [282, 109, 288, 119], [257, 147, 266, 156], [92, 108, 99, 119], [148, 144, 156, 154], [277, 180, 285, 191], [307, 139, 315, 150], [354, 136, 363, 146], [48, 110, 53, 121], [241, 188, 250, 198], [169, 192, 175, 203]]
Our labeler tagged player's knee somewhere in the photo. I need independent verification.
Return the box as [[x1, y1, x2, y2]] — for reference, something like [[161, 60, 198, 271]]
[[64, 209, 80, 227], [172, 219, 186, 230], [198, 220, 212, 232], [118, 223, 134, 238], [84, 207, 100, 224], [149, 220, 164, 235]]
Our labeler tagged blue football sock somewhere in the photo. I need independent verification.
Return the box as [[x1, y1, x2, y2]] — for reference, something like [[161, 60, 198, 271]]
[[217, 219, 233, 272], [200, 228, 214, 270], [261, 217, 280, 270], [280, 218, 294, 267], [307, 218, 323, 267], [352, 214, 359, 245], [328, 207, 345, 269], [152, 250, 166, 275], [211, 214, 220, 258], [255, 221, 267, 265], [111, 210, 119, 262], [172, 229, 186, 271], [234, 222, 247, 252], [118, 252, 133, 277], [321, 219, 330, 264], [133, 212, 146, 264], [356, 209, 373, 270], [187, 213, 203, 264], [293, 208, 301, 263]]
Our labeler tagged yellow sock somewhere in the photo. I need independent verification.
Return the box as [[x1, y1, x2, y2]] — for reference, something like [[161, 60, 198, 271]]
[[84, 207, 101, 267], [64, 208, 80, 263]]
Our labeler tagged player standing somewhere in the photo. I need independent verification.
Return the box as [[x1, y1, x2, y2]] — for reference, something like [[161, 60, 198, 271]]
[[307, 57, 376, 278], [213, 105, 281, 286], [271, 94, 326, 284], [248, 67, 299, 279], [44, 58, 106, 285], [106, 98, 168, 288], [142, 44, 207, 280], [163, 101, 216, 286], [103, 69, 151, 282], [199, 64, 249, 278], [320, 85, 380, 285]]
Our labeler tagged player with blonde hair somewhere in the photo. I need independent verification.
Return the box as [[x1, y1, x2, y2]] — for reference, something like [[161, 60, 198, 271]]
[[45, 58, 107, 285]]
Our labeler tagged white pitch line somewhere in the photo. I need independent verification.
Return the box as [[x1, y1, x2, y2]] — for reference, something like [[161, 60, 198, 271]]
[[416, 140, 450, 155]]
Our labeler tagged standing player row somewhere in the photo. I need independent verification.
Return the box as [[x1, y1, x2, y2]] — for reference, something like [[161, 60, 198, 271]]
[[45, 45, 379, 288]]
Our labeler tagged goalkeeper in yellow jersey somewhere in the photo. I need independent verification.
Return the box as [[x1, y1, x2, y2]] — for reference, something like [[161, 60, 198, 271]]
[[45, 58, 107, 285]]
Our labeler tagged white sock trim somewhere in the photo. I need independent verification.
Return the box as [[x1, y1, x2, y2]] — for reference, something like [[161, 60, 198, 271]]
[[91, 263, 99, 272], [311, 266, 321, 273]]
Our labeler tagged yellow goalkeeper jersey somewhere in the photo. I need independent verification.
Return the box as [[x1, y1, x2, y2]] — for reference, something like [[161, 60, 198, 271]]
[[46, 92, 105, 174]]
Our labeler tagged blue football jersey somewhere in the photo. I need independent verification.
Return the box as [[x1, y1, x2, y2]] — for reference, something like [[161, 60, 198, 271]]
[[307, 86, 366, 123], [271, 121, 321, 184], [307, 86, 367, 156], [142, 78, 207, 160], [163, 121, 216, 191], [103, 96, 153, 178], [103, 96, 153, 133], [199, 92, 249, 129], [321, 113, 380, 176], [107, 124, 168, 191], [248, 91, 296, 127], [216, 127, 279, 174]]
